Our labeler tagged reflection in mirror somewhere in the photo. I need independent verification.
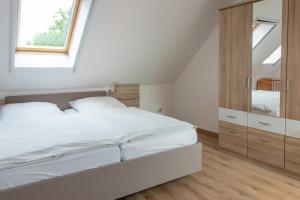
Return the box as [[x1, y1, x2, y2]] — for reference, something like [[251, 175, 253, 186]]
[[252, 0, 282, 117]]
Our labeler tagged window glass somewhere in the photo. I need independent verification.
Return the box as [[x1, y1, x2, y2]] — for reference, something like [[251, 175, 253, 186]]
[[263, 45, 282, 65], [17, 0, 77, 51]]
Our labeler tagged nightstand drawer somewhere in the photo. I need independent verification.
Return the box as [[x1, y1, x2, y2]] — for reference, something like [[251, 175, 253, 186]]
[[248, 113, 285, 135], [219, 108, 247, 126], [248, 128, 284, 168], [219, 121, 247, 155]]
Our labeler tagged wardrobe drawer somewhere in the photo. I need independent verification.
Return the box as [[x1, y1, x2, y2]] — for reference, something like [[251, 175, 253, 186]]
[[248, 113, 285, 135], [219, 121, 247, 155], [248, 128, 284, 168], [285, 137, 300, 175], [286, 119, 300, 139], [219, 108, 247, 126]]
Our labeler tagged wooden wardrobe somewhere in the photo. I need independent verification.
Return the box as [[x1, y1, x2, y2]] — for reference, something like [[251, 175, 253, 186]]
[[285, 0, 300, 175], [219, 0, 300, 174]]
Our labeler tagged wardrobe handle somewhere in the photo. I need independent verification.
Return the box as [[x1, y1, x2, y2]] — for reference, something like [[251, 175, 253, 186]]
[[243, 78, 248, 88], [247, 78, 252, 89], [259, 121, 270, 126], [226, 115, 237, 119], [243, 78, 252, 89]]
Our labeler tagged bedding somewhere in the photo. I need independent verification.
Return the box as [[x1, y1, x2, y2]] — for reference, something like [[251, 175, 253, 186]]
[[0, 113, 118, 171], [77, 107, 195, 143], [0, 145, 120, 190], [64, 108, 78, 115], [0, 102, 62, 122], [0, 106, 193, 170], [69, 96, 126, 113], [252, 90, 280, 116], [120, 128, 197, 160]]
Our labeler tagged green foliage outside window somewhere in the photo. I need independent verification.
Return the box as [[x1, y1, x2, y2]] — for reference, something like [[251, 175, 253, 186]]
[[29, 8, 71, 47]]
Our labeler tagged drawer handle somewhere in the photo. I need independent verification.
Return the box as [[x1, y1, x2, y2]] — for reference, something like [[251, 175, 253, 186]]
[[226, 115, 237, 119], [259, 121, 270, 126]]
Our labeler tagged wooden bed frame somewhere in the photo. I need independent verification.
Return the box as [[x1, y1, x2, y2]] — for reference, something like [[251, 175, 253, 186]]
[[0, 91, 202, 200], [257, 78, 280, 91]]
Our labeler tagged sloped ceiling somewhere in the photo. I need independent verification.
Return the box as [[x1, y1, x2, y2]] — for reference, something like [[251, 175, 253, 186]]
[[0, 0, 226, 92]]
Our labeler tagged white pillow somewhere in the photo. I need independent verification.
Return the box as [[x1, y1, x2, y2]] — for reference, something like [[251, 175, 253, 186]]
[[69, 97, 126, 113], [0, 102, 62, 121], [64, 108, 78, 115]]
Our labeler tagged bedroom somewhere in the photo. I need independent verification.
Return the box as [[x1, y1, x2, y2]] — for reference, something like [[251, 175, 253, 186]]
[[0, 0, 300, 199]]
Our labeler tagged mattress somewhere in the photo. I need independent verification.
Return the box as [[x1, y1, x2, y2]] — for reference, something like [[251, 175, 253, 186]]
[[120, 128, 197, 160], [0, 145, 120, 191]]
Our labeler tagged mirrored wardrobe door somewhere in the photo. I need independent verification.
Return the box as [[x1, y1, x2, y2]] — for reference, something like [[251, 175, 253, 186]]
[[250, 0, 286, 118], [248, 0, 287, 168]]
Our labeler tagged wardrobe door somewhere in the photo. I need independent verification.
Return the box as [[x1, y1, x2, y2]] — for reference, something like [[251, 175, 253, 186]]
[[285, 0, 300, 175], [219, 4, 252, 155], [286, 0, 300, 120], [219, 4, 252, 112]]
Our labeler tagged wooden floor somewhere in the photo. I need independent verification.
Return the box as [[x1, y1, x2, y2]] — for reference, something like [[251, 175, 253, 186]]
[[123, 145, 300, 200]]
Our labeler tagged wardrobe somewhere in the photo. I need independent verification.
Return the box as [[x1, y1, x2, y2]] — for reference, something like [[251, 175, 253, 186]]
[[219, 0, 300, 174]]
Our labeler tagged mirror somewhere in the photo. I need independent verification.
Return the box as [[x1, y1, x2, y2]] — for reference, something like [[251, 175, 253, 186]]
[[251, 0, 282, 117]]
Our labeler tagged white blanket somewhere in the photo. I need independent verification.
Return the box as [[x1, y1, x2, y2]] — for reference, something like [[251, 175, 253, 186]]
[[79, 107, 194, 143], [0, 108, 193, 170], [0, 113, 116, 170]]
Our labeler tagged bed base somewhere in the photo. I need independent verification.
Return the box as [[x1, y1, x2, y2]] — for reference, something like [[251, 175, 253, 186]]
[[0, 143, 202, 200]]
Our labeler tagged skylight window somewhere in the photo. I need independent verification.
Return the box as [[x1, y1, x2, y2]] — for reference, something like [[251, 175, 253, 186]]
[[16, 0, 80, 54], [263, 45, 282, 65], [252, 19, 277, 49]]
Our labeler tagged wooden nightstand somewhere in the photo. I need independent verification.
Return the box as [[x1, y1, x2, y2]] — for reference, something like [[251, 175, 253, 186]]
[[0, 99, 5, 106], [113, 84, 140, 107]]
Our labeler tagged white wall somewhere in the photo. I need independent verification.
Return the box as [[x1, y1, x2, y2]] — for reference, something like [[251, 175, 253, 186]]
[[140, 84, 173, 115], [0, 84, 173, 115], [0, 0, 220, 92], [172, 27, 219, 132]]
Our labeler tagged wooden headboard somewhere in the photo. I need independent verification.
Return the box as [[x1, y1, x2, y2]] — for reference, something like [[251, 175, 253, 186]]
[[5, 91, 107, 110], [257, 78, 280, 91]]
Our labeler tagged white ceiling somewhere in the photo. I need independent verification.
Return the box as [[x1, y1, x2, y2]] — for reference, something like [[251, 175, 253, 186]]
[[0, 0, 229, 92]]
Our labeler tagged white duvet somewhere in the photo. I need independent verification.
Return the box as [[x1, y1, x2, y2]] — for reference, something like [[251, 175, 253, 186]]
[[78, 107, 194, 143], [0, 113, 117, 170], [0, 108, 193, 170], [252, 90, 280, 116]]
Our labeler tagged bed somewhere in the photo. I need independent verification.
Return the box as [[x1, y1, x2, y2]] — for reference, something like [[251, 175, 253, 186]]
[[121, 128, 197, 160], [0, 91, 202, 200], [252, 78, 281, 116], [0, 146, 120, 190], [252, 90, 280, 116]]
